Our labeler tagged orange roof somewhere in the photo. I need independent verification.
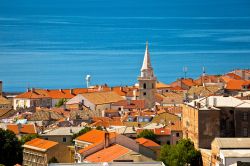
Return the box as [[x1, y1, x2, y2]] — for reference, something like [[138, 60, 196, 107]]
[[16, 89, 50, 99], [170, 86, 184, 91], [136, 137, 160, 147], [156, 82, 171, 89], [112, 87, 127, 96], [137, 128, 171, 136], [46, 89, 75, 99], [226, 80, 250, 90], [182, 79, 196, 87], [24, 138, 58, 151], [84, 144, 130, 162], [112, 100, 145, 109], [226, 73, 242, 80], [75, 129, 117, 143], [90, 117, 123, 127], [7, 124, 36, 135]]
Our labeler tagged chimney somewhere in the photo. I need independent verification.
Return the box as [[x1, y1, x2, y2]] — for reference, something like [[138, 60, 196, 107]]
[[60, 89, 63, 92], [31, 88, 35, 92], [17, 123, 22, 134], [70, 89, 73, 94], [27, 88, 30, 92], [205, 98, 209, 107], [104, 132, 110, 148], [242, 70, 246, 80], [70, 128, 73, 133], [197, 102, 201, 109]]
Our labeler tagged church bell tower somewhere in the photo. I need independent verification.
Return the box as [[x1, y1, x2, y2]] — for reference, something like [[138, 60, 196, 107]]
[[138, 41, 157, 108]]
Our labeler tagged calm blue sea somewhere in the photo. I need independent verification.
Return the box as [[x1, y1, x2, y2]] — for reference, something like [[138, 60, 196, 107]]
[[1, 0, 250, 92]]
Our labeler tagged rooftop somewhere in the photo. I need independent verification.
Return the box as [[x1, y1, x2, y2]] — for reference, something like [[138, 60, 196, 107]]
[[136, 138, 160, 147], [42, 127, 83, 136], [7, 124, 36, 135], [23, 138, 58, 151], [213, 138, 250, 149], [84, 144, 130, 162]]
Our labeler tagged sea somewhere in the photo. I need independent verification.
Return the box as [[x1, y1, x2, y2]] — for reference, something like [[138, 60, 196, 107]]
[[0, 0, 250, 92]]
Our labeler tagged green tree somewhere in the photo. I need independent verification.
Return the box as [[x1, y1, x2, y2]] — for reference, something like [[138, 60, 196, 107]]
[[159, 139, 202, 166], [96, 126, 103, 130], [48, 157, 59, 163], [20, 134, 39, 145], [137, 129, 157, 142], [55, 98, 67, 107], [71, 127, 92, 142], [0, 129, 23, 166]]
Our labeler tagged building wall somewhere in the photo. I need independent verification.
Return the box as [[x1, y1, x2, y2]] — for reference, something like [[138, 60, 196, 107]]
[[224, 157, 250, 166], [116, 150, 154, 162], [156, 135, 171, 145], [182, 104, 199, 148], [23, 148, 47, 166], [47, 144, 72, 163], [66, 103, 80, 110], [40, 135, 73, 145], [235, 108, 250, 137], [170, 131, 183, 145], [198, 110, 220, 149], [138, 79, 156, 108], [14, 98, 31, 110]]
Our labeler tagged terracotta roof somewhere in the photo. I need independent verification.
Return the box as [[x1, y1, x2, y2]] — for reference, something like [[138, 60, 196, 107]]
[[75, 129, 117, 143], [7, 124, 36, 135], [170, 86, 184, 91], [15, 89, 50, 99], [156, 82, 171, 89], [136, 137, 160, 147], [24, 138, 58, 151], [27, 110, 64, 121], [84, 144, 130, 162], [188, 85, 221, 97], [81, 91, 124, 105], [151, 112, 180, 124], [46, 89, 75, 99], [154, 128, 171, 135], [112, 100, 145, 109], [91, 117, 123, 127], [137, 128, 171, 136], [182, 79, 196, 87], [226, 80, 250, 90], [0, 96, 11, 105], [226, 73, 242, 80], [194, 75, 221, 85], [112, 87, 127, 96]]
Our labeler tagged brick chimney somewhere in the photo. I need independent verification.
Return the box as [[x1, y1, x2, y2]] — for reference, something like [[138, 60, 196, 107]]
[[17, 123, 22, 134]]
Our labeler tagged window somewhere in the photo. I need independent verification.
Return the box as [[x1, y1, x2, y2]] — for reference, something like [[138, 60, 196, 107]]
[[152, 83, 154, 88], [176, 133, 180, 137], [143, 83, 146, 89], [167, 141, 170, 145], [243, 112, 248, 121], [143, 92, 146, 96], [63, 137, 67, 142], [243, 128, 248, 137], [44, 137, 48, 140]]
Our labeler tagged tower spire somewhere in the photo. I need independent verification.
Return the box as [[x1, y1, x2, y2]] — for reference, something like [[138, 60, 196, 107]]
[[141, 41, 152, 71]]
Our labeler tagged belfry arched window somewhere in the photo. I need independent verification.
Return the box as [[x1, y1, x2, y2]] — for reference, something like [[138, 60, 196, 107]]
[[143, 83, 146, 89]]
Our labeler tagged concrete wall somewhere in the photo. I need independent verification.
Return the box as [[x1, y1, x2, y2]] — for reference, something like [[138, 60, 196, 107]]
[[224, 157, 250, 166], [40, 135, 73, 145], [198, 110, 220, 149], [47, 143, 72, 163], [138, 79, 156, 108]]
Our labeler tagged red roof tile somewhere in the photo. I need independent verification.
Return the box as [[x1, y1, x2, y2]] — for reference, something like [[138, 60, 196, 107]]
[[7, 124, 36, 135], [75, 129, 117, 143], [24, 138, 58, 151], [136, 137, 160, 147], [84, 144, 130, 162]]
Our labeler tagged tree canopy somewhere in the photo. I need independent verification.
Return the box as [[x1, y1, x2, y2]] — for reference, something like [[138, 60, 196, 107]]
[[137, 129, 157, 142], [20, 134, 39, 145], [0, 129, 23, 166], [55, 98, 67, 107], [159, 139, 202, 166]]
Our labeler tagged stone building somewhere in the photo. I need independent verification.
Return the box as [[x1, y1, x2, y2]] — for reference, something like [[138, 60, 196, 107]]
[[182, 96, 250, 149], [23, 138, 72, 165], [138, 42, 157, 108]]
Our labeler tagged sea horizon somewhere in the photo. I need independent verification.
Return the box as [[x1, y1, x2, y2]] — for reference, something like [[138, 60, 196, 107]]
[[1, 0, 250, 92]]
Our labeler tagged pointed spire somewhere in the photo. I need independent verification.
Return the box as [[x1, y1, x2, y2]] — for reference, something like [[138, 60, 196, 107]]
[[141, 41, 152, 71]]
